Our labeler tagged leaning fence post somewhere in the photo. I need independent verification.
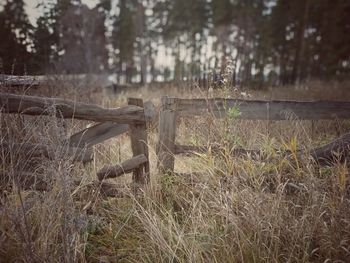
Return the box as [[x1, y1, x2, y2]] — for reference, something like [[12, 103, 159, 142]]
[[157, 96, 177, 173], [127, 98, 150, 184]]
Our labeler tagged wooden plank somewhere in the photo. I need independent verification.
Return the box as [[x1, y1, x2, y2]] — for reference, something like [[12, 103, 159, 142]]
[[0, 143, 93, 163], [97, 154, 148, 181], [128, 98, 150, 184], [310, 132, 350, 165], [0, 93, 145, 124], [0, 74, 110, 87], [157, 96, 177, 173], [69, 122, 129, 148], [0, 75, 41, 87], [169, 98, 350, 120]]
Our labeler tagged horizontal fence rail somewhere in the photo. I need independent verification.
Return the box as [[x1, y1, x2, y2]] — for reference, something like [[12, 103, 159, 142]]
[[0, 74, 109, 87], [0, 75, 42, 87], [0, 93, 146, 124], [157, 96, 350, 173], [167, 98, 350, 120]]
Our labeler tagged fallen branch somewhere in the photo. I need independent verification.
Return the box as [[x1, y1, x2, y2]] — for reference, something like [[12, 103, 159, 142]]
[[310, 132, 350, 165], [175, 134, 350, 167]]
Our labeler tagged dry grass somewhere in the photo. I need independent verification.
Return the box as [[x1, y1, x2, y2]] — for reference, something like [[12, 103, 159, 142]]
[[1, 79, 350, 262]]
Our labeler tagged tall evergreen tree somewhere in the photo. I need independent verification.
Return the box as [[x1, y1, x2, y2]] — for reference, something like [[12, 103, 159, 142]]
[[33, 0, 109, 74], [0, 0, 33, 74], [112, 0, 138, 83], [58, 3, 108, 73], [312, 0, 350, 79], [32, 0, 59, 73], [210, 0, 234, 75]]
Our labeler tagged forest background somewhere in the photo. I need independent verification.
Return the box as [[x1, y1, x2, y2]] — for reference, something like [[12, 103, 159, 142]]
[[1, 0, 350, 87]]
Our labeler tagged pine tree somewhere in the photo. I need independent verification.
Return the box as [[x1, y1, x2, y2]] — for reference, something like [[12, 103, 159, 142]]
[[112, 0, 138, 83], [33, 0, 109, 74], [32, 0, 59, 73], [312, 0, 350, 79], [0, 0, 34, 74]]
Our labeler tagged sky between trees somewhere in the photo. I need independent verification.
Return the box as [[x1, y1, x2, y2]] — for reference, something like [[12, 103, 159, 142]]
[[1, 0, 349, 87]]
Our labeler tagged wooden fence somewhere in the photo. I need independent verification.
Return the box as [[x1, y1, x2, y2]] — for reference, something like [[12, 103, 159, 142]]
[[0, 74, 110, 88], [157, 96, 350, 173], [0, 93, 155, 194], [2, 90, 350, 192]]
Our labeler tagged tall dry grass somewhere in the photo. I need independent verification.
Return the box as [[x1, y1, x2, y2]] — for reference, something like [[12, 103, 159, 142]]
[[0, 78, 350, 262]]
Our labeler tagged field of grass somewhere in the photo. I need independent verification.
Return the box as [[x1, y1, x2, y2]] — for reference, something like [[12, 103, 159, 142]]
[[1, 79, 350, 262]]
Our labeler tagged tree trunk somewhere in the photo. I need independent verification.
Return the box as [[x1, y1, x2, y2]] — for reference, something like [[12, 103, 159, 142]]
[[292, 0, 310, 85]]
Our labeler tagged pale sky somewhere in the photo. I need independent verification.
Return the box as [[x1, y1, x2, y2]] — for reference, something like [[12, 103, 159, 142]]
[[25, 0, 99, 25]]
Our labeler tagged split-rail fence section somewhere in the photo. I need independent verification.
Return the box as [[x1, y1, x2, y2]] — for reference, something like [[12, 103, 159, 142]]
[[1, 75, 350, 194]]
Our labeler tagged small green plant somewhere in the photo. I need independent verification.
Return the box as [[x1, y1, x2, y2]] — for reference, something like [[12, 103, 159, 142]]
[[223, 132, 242, 146], [189, 134, 200, 145], [227, 105, 241, 119], [220, 104, 242, 146], [161, 173, 178, 189]]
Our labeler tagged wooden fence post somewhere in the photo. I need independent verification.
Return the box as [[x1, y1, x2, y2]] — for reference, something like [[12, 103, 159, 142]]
[[127, 98, 150, 184], [157, 96, 177, 173]]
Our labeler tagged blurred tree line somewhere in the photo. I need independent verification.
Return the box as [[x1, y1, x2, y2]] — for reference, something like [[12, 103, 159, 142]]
[[0, 0, 349, 86]]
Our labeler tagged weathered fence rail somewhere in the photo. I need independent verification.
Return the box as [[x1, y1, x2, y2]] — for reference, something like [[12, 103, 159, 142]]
[[157, 96, 350, 173], [0, 92, 154, 194], [0, 93, 146, 124], [166, 98, 350, 120], [0, 74, 110, 88], [0, 75, 42, 87]]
